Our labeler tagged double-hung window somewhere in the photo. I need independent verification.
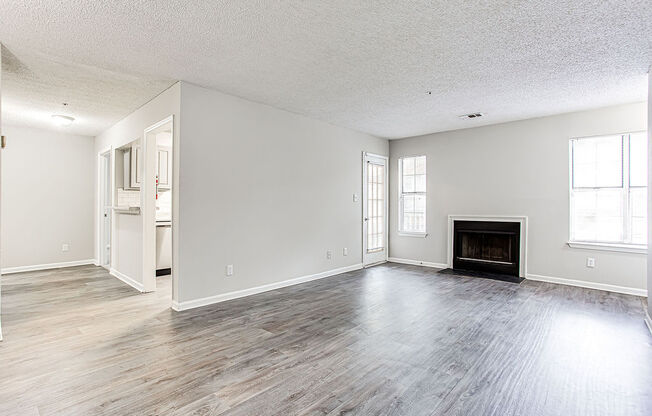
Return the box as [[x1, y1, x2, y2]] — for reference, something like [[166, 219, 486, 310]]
[[569, 132, 647, 249], [398, 156, 426, 235]]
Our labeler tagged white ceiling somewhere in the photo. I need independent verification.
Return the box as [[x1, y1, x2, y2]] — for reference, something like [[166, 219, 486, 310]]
[[1, 45, 174, 136], [1, 1, 650, 139]]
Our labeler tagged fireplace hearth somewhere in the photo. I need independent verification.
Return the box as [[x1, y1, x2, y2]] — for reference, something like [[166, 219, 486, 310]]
[[453, 220, 520, 277]]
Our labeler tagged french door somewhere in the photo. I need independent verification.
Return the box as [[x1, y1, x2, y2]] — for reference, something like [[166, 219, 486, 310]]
[[363, 153, 388, 266]]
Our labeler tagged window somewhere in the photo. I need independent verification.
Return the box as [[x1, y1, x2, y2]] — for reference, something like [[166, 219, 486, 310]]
[[399, 156, 426, 234], [570, 132, 647, 247]]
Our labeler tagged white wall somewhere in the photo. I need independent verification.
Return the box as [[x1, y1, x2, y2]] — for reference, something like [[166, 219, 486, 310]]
[[647, 69, 651, 315], [1, 124, 94, 271], [389, 102, 647, 293], [177, 82, 388, 304], [94, 83, 180, 293]]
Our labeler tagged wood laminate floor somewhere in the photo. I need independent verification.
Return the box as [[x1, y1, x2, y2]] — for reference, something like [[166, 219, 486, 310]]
[[0, 263, 650, 415]]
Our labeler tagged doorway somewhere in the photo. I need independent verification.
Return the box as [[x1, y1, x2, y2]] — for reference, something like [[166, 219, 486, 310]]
[[98, 149, 112, 269], [142, 116, 174, 296], [362, 152, 388, 266]]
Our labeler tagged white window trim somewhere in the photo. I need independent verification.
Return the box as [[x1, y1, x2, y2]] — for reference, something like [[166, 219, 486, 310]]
[[567, 241, 647, 255], [568, 132, 648, 251], [398, 155, 427, 236]]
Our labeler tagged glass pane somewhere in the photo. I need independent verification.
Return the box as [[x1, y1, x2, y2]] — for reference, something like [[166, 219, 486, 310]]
[[403, 157, 415, 175], [630, 187, 647, 245], [415, 174, 426, 192], [415, 195, 426, 214], [572, 136, 622, 188], [404, 195, 414, 212], [629, 132, 647, 187], [403, 175, 415, 192], [571, 188, 624, 242], [415, 156, 426, 174]]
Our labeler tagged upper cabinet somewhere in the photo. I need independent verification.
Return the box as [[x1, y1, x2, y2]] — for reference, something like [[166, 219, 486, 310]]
[[157, 146, 172, 189], [119, 141, 172, 191], [122, 143, 142, 190]]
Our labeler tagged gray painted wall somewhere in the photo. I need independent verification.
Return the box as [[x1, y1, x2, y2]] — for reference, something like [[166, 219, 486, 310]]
[[648, 69, 651, 316], [389, 102, 647, 293], [1, 124, 94, 269], [177, 82, 388, 303], [94, 83, 180, 293]]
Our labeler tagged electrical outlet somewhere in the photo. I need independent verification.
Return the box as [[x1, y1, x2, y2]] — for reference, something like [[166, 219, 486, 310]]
[[327, 250, 333, 260], [226, 264, 234, 276], [62, 244, 70, 252], [343, 247, 348, 256], [353, 193, 359, 202], [586, 257, 595, 268]]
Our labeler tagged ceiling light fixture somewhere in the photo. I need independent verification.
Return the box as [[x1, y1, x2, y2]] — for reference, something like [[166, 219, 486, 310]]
[[51, 114, 75, 126], [51, 102, 75, 127], [458, 112, 484, 119]]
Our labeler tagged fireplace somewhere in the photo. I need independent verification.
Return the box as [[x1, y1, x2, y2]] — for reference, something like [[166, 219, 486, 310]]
[[453, 220, 520, 276]]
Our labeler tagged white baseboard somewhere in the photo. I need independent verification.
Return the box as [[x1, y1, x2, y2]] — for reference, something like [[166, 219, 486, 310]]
[[645, 309, 652, 337], [172, 263, 363, 311], [526, 273, 647, 297], [109, 268, 145, 292], [388, 257, 449, 269], [1, 259, 96, 275]]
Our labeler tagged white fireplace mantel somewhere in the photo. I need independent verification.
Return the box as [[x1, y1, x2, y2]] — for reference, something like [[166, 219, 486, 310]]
[[447, 215, 528, 278]]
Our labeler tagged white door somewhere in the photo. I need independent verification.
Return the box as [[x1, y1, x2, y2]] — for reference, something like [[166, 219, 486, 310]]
[[100, 151, 112, 268], [363, 153, 388, 266], [0, 44, 4, 340]]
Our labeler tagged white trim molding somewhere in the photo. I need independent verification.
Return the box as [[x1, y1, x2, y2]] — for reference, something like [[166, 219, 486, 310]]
[[1, 259, 96, 275], [448, 215, 528, 277], [388, 257, 448, 269], [645, 309, 652, 337], [527, 273, 647, 297], [172, 263, 363, 311], [109, 268, 145, 292], [567, 241, 647, 255]]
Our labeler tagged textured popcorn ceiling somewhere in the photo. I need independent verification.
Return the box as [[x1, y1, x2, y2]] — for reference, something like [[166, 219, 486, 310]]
[[1, 45, 174, 136], [1, 1, 650, 138]]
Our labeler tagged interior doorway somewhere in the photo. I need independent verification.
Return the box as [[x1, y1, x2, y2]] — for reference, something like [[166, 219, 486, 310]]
[[362, 152, 388, 267], [98, 149, 112, 269], [142, 116, 174, 296]]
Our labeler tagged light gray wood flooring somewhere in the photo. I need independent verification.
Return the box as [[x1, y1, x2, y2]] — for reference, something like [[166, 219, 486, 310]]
[[0, 263, 650, 415]]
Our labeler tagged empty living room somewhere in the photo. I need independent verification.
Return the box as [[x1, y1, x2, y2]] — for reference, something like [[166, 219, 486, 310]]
[[0, 1, 651, 415]]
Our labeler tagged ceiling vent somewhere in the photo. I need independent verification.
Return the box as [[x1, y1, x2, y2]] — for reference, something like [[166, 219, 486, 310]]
[[458, 112, 484, 119]]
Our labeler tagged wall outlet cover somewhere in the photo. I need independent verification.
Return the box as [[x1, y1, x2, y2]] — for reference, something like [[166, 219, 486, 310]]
[[62, 244, 70, 252], [226, 264, 234, 276], [343, 247, 348, 256], [586, 257, 595, 268], [327, 250, 333, 259]]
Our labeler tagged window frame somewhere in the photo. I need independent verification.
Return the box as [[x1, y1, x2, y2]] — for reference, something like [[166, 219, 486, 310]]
[[398, 155, 427, 237], [568, 131, 647, 253]]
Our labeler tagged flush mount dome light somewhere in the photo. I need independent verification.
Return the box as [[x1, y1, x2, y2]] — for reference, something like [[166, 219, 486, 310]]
[[51, 114, 75, 126]]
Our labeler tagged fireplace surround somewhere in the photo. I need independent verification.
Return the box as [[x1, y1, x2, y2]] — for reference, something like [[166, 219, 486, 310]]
[[447, 215, 528, 278]]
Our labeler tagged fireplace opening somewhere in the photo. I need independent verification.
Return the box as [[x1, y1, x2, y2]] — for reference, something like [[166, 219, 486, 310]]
[[453, 220, 520, 277]]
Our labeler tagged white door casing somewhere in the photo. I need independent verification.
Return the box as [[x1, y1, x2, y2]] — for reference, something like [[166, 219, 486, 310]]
[[362, 152, 388, 266]]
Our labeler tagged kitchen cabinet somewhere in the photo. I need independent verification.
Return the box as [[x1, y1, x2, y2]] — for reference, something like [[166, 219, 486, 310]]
[[122, 144, 171, 190], [123, 144, 141, 190], [157, 146, 172, 189]]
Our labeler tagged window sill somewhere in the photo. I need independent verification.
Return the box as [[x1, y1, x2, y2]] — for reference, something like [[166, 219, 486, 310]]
[[567, 241, 647, 254], [398, 232, 428, 238]]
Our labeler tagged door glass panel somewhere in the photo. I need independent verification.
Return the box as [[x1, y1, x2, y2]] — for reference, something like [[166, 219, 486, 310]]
[[367, 162, 385, 252]]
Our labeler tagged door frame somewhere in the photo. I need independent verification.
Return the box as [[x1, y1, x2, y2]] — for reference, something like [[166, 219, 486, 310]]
[[142, 115, 174, 293], [362, 152, 389, 267], [96, 146, 115, 270], [96, 146, 113, 269]]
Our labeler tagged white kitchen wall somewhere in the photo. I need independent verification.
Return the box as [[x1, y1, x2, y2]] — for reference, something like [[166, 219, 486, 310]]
[[1, 124, 94, 271], [94, 82, 180, 293], [389, 102, 647, 294], [176, 82, 388, 305]]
